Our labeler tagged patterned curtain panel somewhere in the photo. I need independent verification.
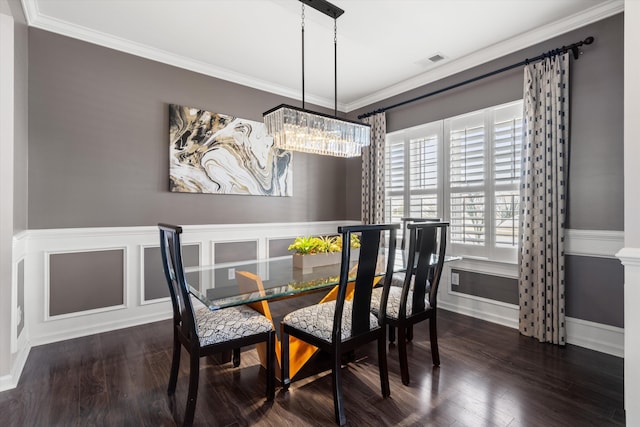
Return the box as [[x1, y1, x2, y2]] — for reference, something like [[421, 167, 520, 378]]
[[519, 53, 569, 345], [361, 112, 386, 224]]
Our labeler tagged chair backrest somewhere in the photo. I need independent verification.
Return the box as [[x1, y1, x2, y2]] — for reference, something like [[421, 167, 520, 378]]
[[158, 223, 198, 344], [401, 221, 449, 318], [333, 223, 399, 342], [400, 217, 441, 251]]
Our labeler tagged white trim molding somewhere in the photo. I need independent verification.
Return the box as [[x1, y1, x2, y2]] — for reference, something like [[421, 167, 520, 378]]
[[617, 246, 640, 267], [566, 316, 624, 358], [447, 257, 519, 279], [0, 343, 29, 392], [565, 229, 624, 258], [617, 246, 640, 414]]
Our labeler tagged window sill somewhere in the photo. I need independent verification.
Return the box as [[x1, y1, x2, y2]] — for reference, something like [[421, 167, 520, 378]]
[[446, 255, 519, 279]]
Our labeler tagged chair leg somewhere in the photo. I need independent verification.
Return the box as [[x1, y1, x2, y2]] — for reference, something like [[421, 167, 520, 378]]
[[266, 331, 275, 401], [377, 330, 390, 398], [388, 326, 396, 343], [184, 353, 200, 427], [429, 314, 440, 366], [398, 325, 410, 386], [281, 325, 290, 392], [406, 325, 414, 342], [331, 350, 346, 426], [168, 330, 181, 395], [232, 348, 241, 367]]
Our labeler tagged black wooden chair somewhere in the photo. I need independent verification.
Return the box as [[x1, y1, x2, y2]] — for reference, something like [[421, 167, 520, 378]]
[[370, 221, 448, 386], [389, 217, 441, 343], [158, 223, 275, 427], [280, 223, 399, 426]]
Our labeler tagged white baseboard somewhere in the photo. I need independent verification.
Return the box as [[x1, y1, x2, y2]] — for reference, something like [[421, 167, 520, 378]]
[[29, 306, 173, 347], [0, 343, 30, 392], [439, 296, 623, 358], [439, 295, 519, 329], [566, 316, 624, 358]]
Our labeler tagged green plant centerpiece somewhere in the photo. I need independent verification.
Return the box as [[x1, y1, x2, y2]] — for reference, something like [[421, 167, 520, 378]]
[[288, 234, 360, 273]]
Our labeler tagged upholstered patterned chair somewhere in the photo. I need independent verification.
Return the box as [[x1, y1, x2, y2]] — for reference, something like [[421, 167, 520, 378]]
[[280, 223, 399, 426], [158, 223, 275, 427], [370, 221, 448, 386]]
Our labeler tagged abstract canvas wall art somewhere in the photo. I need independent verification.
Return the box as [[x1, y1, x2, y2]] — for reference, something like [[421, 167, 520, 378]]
[[169, 104, 292, 196]]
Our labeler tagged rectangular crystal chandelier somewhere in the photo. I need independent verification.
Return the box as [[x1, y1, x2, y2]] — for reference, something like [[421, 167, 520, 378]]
[[264, 104, 371, 158], [263, 0, 371, 158]]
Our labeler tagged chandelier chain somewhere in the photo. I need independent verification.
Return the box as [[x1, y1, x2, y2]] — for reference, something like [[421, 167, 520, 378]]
[[301, 3, 305, 109]]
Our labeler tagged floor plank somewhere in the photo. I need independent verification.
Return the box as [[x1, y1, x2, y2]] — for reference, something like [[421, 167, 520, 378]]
[[0, 310, 625, 426]]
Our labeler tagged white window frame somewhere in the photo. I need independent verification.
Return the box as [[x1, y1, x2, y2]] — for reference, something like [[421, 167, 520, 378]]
[[385, 121, 443, 225], [385, 100, 523, 263]]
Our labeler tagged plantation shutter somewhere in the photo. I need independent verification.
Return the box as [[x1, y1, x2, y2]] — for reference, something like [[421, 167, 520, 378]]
[[449, 113, 485, 245], [493, 103, 523, 247], [384, 139, 405, 223], [408, 135, 439, 218]]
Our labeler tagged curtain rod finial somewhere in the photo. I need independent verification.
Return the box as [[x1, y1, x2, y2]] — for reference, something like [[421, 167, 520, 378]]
[[584, 36, 594, 45]]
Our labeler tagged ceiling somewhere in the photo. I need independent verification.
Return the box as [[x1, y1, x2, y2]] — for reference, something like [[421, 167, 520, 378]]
[[21, 0, 623, 112]]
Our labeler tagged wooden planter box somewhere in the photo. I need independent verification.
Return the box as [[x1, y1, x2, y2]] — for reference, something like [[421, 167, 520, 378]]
[[292, 249, 359, 274]]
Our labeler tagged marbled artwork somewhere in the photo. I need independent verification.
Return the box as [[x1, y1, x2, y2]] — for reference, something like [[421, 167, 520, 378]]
[[169, 104, 292, 196]]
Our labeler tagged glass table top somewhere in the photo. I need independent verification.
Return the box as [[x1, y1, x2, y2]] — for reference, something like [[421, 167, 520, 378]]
[[186, 252, 460, 311]]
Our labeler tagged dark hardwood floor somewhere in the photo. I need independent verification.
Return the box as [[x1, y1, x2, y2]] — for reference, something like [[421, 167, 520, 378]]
[[0, 309, 624, 426]]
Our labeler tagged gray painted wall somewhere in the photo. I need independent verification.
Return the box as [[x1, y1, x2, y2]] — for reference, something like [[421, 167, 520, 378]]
[[49, 249, 124, 316], [144, 244, 199, 301], [28, 28, 354, 229], [566, 255, 624, 328], [214, 241, 257, 264], [349, 14, 624, 231], [451, 269, 518, 305], [9, 0, 27, 232], [269, 237, 294, 258]]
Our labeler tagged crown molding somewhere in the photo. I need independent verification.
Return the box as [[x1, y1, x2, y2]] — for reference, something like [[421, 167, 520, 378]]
[[21, 0, 622, 113], [345, 0, 624, 112], [20, 0, 340, 111]]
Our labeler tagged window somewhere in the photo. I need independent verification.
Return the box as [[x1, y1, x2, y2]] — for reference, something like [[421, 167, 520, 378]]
[[385, 122, 442, 224], [385, 100, 523, 262]]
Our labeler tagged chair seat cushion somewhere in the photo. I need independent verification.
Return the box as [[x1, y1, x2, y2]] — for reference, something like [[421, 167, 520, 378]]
[[391, 272, 414, 289], [195, 305, 273, 346], [283, 300, 379, 343], [370, 286, 430, 320]]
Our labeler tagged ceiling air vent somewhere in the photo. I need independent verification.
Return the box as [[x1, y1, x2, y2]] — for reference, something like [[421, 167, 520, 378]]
[[415, 53, 446, 67]]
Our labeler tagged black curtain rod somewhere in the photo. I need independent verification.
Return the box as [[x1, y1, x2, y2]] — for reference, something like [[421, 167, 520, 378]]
[[358, 36, 594, 120]]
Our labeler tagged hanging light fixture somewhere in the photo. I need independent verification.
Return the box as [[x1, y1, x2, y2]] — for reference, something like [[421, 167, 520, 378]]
[[263, 0, 371, 158]]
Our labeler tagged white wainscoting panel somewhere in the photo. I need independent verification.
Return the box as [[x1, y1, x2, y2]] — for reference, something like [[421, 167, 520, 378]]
[[24, 221, 357, 349]]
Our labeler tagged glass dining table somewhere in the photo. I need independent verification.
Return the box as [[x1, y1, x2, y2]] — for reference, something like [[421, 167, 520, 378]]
[[184, 251, 458, 380], [186, 255, 361, 311]]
